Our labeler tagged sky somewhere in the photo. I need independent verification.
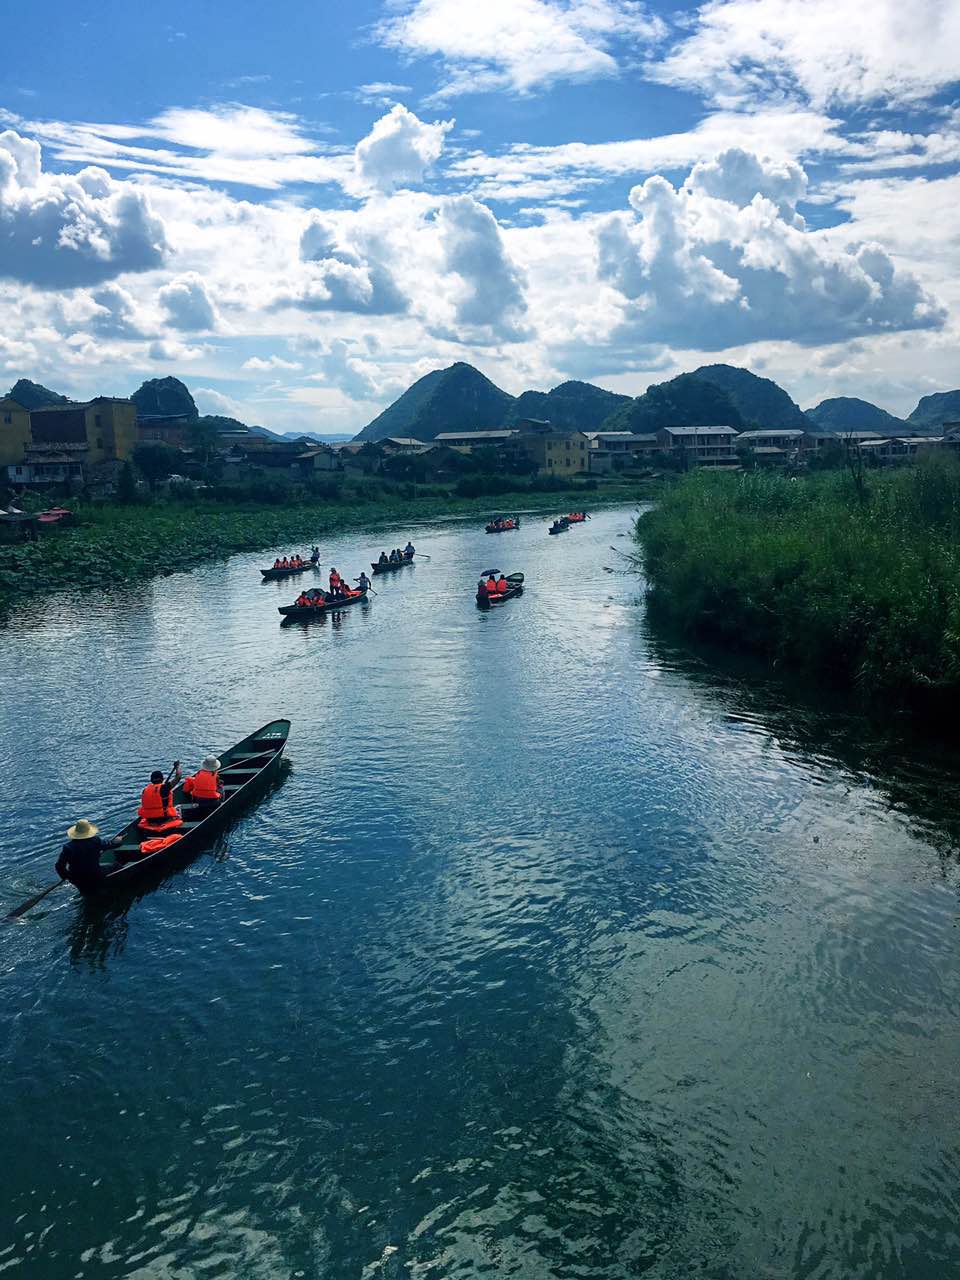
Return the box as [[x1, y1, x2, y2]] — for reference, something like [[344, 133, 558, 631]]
[[0, 0, 958, 431]]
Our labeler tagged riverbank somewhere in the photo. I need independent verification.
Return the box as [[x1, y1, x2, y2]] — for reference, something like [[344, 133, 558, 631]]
[[0, 481, 653, 611], [636, 460, 960, 706]]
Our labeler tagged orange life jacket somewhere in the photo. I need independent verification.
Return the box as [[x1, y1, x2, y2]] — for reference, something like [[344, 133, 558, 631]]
[[185, 769, 220, 800], [140, 834, 183, 855], [139, 782, 177, 822], [497, 578, 509, 592], [486, 578, 498, 593]]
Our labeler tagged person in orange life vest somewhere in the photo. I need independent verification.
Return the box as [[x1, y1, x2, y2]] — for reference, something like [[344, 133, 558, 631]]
[[329, 567, 342, 593], [496, 575, 509, 593], [138, 765, 183, 832], [183, 756, 223, 814], [274, 557, 282, 569], [486, 574, 499, 594], [295, 592, 311, 606]]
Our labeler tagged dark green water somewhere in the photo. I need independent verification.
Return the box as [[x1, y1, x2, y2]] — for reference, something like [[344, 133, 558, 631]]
[[2, 506, 959, 1279]]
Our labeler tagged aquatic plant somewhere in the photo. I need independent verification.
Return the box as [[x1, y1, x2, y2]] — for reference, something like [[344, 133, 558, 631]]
[[636, 454, 960, 700]]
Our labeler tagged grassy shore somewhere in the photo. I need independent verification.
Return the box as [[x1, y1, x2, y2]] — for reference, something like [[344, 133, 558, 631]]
[[0, 481, 649, 611], [636, 459, 960, 703]]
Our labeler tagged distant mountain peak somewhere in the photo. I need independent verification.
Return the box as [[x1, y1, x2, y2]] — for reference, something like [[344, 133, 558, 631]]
[[908, 389, 960, 430], [692, 364, 808, 428], [6, 378, 71, 410], [355, 362, 515, 442], [131, 376, 198, 420], [806, 397, 907, 433]]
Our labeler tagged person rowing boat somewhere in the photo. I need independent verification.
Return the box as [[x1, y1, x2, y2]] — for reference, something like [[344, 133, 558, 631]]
[[56, 819, 124, 892]]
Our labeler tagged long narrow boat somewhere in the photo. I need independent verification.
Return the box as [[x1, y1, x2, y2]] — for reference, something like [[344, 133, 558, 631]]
[[76, 720, 291, 893], [565, 512, 589, 524], [371, 554, 414, 574], [261, 560, 319, 580], [548, 518, 569, 535], [485, 518, 520, 533], [279, 588, 368, 619], [476, 573, 525, 609]]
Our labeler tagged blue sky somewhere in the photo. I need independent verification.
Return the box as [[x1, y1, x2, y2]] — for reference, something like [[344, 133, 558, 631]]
[[1, 0, 958, 430]]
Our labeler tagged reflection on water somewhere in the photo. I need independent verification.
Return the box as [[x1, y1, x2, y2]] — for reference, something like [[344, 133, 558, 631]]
[[1, 506, 959, 1279]]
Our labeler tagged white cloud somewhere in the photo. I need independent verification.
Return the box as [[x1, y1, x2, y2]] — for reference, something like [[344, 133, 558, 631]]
[[57, 283, 144, 338], [307, 339, 393, 401], [193, 387, 244, 417], [158, 272, 220, 331], [0, 129, 167, 287], [649, 0, 960, 110], [274, 212, 409, 314], [435, 195, 528, 339], [353, 104, 453, 194], [595, 149, 947, 349], [378, 0, 665, 98], [242, 354, 302, 371], [3, 106, 351, 191], [448, 108, 846, 201]]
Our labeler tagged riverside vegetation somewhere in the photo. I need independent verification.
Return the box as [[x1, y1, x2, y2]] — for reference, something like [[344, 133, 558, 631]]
[[637, 455, 960, 704]]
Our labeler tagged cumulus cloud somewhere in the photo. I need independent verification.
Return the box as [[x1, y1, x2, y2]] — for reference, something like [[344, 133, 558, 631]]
[[57, 283, 144, 338], [649, 0, 960, 110], [193, 387, 244, 417], [378, 0, 665, 98], [0, 129, 167, 288], [158, 272, 220, 331], [274, 212, 408, 314], [353, 104, 453, 194], [308, 339, 390, 401], [435, 195, 528, 340], [595, 149, 947, 349]]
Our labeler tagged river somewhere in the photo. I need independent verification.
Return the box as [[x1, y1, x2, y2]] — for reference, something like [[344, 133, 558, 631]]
[[2, 505, 959, 1279]]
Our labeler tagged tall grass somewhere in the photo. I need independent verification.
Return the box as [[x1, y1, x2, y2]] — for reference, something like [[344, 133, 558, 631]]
[[636, 456, 960, 698]]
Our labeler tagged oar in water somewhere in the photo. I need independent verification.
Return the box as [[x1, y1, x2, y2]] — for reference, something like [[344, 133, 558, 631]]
[[413, 552, 431, 560], [7, 760, 179, 921], [354, 579, 378, 595]]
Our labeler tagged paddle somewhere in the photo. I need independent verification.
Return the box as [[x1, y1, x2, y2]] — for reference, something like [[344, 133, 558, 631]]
[[7, 761, 179, 921], [413, 553, 431, 560], [354, 579, 378, 595]]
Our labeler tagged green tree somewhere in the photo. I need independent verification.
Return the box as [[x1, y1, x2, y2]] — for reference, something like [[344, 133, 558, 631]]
[[117, 460, 138, 504], [133, 442, 181, 487]]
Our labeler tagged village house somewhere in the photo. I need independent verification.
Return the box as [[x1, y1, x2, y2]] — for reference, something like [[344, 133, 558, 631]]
[[5, 397, 136, 488], [433, 430, 518, 451], [657, 425, 739, 467], [518, 430, 591, 477], [735, 429, 806, 465]]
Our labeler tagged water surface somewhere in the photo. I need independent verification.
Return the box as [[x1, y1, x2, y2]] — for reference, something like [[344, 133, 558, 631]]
[[2, 506, 959, 1279]]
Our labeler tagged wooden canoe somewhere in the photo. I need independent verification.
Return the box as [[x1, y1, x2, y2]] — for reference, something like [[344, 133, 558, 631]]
[[485, 521, 519, 533], [261, 560, 319, 579], [77, 720, 291, 892], [477, 584, 524, 608], [279, 588, 369, 619], [371, 554, 414, 574]]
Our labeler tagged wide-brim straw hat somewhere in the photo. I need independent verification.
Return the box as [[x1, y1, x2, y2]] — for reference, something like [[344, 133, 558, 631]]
[[67, 819, 99, 840], [201, 756, 221, 772]]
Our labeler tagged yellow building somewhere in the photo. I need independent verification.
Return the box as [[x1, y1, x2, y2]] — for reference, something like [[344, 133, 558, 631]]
[[0, 398, 32, 466], [519, 431, 591, 477], [29, 398, 137, 464]]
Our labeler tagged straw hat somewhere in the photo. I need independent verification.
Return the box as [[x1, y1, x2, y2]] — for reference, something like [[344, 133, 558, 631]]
[[201, 756, 221, 772], [67, 819, 99, 840]]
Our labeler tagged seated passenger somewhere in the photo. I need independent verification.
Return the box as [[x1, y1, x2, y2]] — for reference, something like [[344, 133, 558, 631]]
[[274, 558, 282, 569], [486, 574, 499, 594], [378, 551, 389, 564], [183, 756, 223, 813], [138, 766, 183, 831], [496, 576, 509, 593]]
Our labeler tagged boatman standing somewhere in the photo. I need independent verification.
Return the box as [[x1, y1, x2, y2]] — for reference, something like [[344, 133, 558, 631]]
[[56, 819, 124, 891], [404, 541, 415, 558]]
